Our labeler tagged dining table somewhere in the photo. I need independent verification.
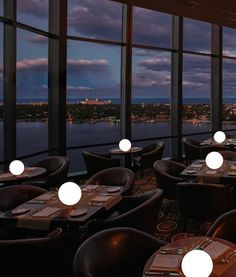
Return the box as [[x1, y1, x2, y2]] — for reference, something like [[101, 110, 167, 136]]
[[143, 236, 236, 276], [0, 167, 47, 184], [109, 146, 143, 168], [180, 159, 236, 184], [0, 184, 128, 231], [200, 138, 236, 150]]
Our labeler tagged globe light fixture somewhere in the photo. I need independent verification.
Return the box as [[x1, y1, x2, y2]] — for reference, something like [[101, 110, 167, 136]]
[[205, 151, 224, 170], [181, 250, 213, 277], [58, 182, 82, 206], [9, 160, 25, 176], [119, 139, 132, 152], [213, 131, 226, 143]]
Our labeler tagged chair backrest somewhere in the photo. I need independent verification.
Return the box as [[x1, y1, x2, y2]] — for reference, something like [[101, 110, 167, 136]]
[[0, 185, 47, 212], [73, 227, 166, 277], [177, 182, 230, 220], [182, 138, 202, 161], [206, 209, 236, 244], [86, 167, 134, 189], [89, 189, 163, 235], [153, 160, 185, 199], [140, 142, 165, 169], [33, 156, 70, 188], [0, 227, 68, 276], [82, 151, 120, 177], [219, 150, 236, 161]]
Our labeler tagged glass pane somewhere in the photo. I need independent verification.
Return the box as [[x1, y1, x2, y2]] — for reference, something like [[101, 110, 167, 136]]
[[68, 0, 122, 41], [0, 24, 3, 164], [133, 7, 172, 48], [183, 54, 211, 138], [222, 58, 236, 130], [223, 27, 236, 57], [132, 48, 171, 157], [183, 18, 211, 54], [0, 0, 3, 17], [17, 0, 48, 31], [16, 28, 48, 161], [67, 40, 121, 171]]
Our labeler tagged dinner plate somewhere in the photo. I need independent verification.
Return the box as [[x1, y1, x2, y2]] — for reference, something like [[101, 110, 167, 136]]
[[107, 187, 120, 193], [228, 171, 236, 176], [70, 209, 88, 217], [11, 208, 30, 215], [186, 170, 197, 174]]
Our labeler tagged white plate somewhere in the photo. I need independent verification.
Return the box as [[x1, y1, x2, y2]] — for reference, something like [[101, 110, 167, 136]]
[[228, 171, 236, 176], [70, 209, 88, 217], [11, 208, 30, 215], [186, 170, 197, 174], [107, 187, 120, 193]]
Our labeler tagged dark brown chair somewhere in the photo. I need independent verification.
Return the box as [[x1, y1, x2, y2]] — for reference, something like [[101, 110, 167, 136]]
[[134, 142, 164, 176], [82, 151, 120, 177], [219, 150, 236, 161], [73, 227, 166, 277], [177, 182, 231, 229], [183, 137, 226, 164], [0, 184, 47, 212], [31, 156, 70, 189], [153, 160, 186, 199], [86, 167, 135, 194], [206, 209, 236, 244], [0, 226, 76, 277], [88, 189, 163, 236]]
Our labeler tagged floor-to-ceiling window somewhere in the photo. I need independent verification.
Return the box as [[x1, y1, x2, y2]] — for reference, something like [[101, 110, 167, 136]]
[[183, 18, 211, 142], [222, 27, 236, 137], [0, 21, 3, 166], [67, 0, 122, 171], [132, 7, 172, 156]]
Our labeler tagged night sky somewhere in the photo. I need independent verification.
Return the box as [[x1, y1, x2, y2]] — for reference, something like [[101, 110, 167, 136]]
[[0, 0, 236, 100]]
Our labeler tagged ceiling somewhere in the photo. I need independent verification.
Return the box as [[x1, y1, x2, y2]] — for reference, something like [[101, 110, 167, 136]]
[[114, 0, 236, 28]]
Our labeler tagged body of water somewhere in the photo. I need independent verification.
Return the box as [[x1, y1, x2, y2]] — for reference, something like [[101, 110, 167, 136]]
[[1, 121, 236, 171]]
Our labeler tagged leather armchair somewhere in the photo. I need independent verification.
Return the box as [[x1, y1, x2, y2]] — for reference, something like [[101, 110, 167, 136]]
[[134, 142, 164, 176], [219, 150, 236, 161], [74, 227, 166, 277], [177, 182, 231, 228], [206, 209, 236, 244], [31, 156, 70, 189], [86, 167, 134, 194], [82, 151, 120, 177], [88, 189, 163, 236], [0, 184, 47, 212], [153, 160, 186, 199]]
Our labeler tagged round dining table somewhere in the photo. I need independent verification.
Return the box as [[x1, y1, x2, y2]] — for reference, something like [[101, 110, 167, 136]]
[[143, 236, 236, 277], [0, 167, 47, 184]]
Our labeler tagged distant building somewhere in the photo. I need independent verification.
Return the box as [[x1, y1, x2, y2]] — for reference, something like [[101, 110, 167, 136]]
[[80, 98, 112, 105]]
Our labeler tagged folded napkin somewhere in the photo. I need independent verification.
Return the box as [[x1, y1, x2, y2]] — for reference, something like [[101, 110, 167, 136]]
[[230, 165, 236, 170], [205, 170, 217, 175], [149, 254, 181, 272], [204, 241, 230, 261], [92, 195, 113, 202], [35, 193, 54, 201], [82, 185, 99, 192], [31, 207, 60, 218], [91, 194, 122, 211], [190, 164, 203, 168]]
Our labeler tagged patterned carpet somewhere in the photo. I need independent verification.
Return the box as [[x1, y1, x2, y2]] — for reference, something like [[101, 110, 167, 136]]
[[133, 169, 212, 242]]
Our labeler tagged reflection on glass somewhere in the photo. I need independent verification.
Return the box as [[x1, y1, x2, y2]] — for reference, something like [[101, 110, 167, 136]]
[[133, 7, 172, 48], [183, 18, 211, 54], [183, 54, 211, 135], [16, 29, 48, 158], [132, 48, 171, 157], [17, 0, 48, 31], [222, 58, 236, 130], [67, 40, 121, 170], [68, 0, 122, 41], [223, 27, 236, 57]]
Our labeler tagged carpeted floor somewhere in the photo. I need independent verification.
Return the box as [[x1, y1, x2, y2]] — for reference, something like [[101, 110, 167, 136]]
[[133, 169, 212, 242]]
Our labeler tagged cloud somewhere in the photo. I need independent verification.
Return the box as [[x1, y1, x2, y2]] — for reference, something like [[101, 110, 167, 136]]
[[17, 0, 48, 18], [67, 85, 95, 92], [27, 35, 48, 45]]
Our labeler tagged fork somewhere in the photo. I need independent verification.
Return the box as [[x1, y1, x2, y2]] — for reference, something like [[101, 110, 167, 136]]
[[220, 250, 236, 263]]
